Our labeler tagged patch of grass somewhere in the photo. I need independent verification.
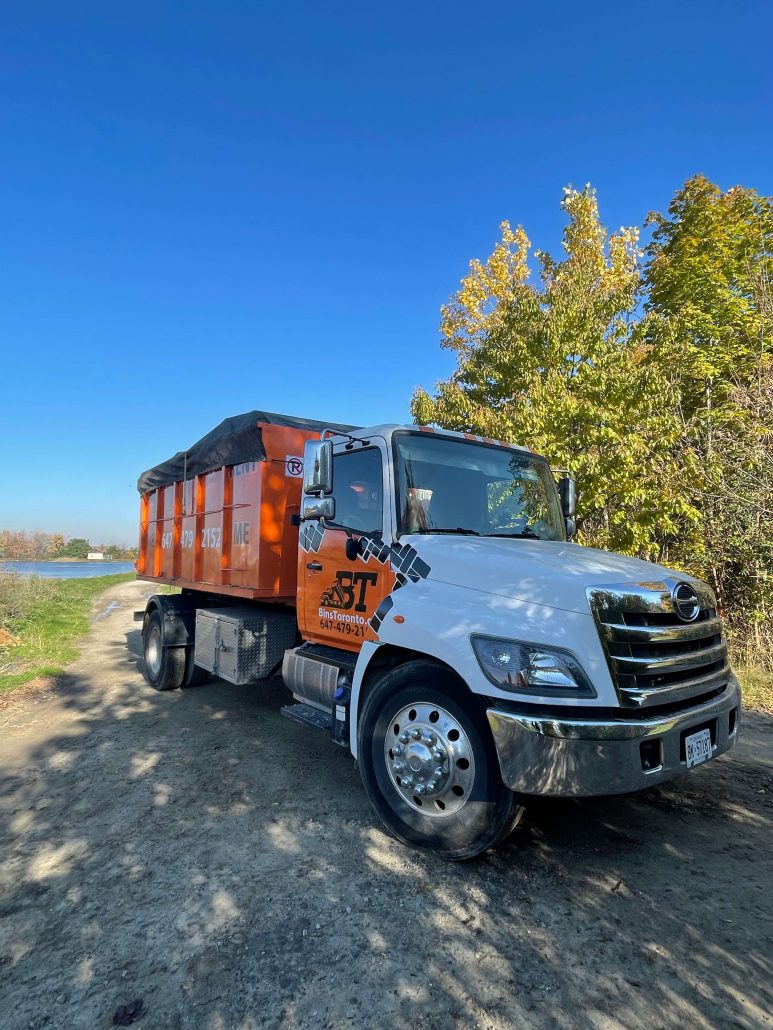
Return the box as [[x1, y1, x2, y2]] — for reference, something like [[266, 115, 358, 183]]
[[737, 666, 773, 714], [0, 573, 135, 694]]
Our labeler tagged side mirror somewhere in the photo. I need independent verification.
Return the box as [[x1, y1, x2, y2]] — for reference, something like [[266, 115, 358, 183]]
[[303, 439, 333, 495], [558, 475, 576, 518], [301, 496, 336, 522], [558, 475, 577, 540]]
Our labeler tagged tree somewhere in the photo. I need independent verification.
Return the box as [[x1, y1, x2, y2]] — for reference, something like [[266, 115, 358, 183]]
[[60, 538, 91, 559], [412, 186, 696, 554], [643, 176, 773, 647], [412, 176, 772, 667], [645, 175, 772, 415], [48, 534, 65, 557]]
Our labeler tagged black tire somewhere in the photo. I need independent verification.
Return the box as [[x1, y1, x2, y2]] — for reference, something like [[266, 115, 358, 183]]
[[357, 661, 523, 860], [182, 649, 210, 688], [142, 610, 186, 691]]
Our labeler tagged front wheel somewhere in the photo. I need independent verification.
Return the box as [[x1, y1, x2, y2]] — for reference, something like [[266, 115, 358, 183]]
[[358, 662, 523, 860]]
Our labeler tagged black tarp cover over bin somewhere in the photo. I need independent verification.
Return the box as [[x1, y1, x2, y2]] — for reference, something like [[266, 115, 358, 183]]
[[136, 410, 357, 494]]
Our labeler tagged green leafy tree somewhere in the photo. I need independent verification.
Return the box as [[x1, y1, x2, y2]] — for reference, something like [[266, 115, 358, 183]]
[[99, 543, 137, 560], [60, 538, 91, 559], [645, 175, 772, 415], [413, 176, 772, 666], [412, 186, 695, 554], [643, 176, 773, 649]]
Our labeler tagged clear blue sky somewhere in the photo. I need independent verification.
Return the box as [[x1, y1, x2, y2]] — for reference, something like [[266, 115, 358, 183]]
[[1, 1, 771, 546]]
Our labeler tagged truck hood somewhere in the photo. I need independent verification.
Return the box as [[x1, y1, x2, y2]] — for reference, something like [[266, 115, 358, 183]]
[[403, 535, 697, 616]]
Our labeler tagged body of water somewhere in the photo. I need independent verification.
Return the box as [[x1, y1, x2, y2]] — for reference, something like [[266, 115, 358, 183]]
[[1, 561, 135, 579]]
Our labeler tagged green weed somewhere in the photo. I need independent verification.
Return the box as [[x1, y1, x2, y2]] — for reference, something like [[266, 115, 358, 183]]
[[0, 573, 135, 694]]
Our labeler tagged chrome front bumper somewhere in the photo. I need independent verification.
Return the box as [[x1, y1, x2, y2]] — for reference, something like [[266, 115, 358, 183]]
[[487, 678, 741, 797]]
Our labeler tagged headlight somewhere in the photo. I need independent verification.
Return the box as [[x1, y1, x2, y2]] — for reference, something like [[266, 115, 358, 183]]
[[471, 636, 596, 697]]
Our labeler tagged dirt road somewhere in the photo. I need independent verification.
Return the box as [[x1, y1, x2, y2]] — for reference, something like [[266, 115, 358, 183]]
[[1, 578, 771, 1030]]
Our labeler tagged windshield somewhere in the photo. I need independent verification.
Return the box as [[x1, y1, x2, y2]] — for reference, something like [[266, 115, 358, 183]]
[[394, 433, 565, 541]]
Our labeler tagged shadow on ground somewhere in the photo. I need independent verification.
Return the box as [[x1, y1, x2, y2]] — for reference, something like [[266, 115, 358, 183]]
[[0, 593, 771, 1029]]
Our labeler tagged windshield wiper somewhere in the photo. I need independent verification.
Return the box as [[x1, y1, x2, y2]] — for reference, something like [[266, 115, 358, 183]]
[[485, 529, 542, 539], [415, 527, 481, 536]]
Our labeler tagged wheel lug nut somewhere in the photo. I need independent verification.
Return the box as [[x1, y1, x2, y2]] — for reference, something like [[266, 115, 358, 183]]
[[432, 747, 446, 761], [422, 733, 436, 746], [394, 744, 403, 756], [433, 766, 444, 778], [399, 732, 410, 744], [393, 761, 404, 772], [402, 775, 414, 787], [412, 729, 421, 740], [414, 785, 425, 796], [426, 780, 437, 792]]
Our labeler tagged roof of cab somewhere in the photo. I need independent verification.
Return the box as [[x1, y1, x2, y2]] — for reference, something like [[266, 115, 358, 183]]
[[332, 424, 533, 454]]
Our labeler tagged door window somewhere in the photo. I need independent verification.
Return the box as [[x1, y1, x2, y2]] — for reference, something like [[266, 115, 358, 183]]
[[332, 448, 383, 535]]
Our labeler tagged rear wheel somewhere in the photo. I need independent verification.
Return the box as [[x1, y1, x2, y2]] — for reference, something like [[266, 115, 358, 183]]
[[183, 648, 210, 688], [358, 661, 523, 860], [143, 610, 185, 691]]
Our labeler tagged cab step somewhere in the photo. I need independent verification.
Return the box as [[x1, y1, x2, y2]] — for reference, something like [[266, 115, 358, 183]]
[[280, 702, 332, 733]]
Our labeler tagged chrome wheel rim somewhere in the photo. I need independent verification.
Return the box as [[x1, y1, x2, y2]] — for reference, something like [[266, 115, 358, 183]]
[[384, 702, 475, 817], [146, 624, 162, 678]]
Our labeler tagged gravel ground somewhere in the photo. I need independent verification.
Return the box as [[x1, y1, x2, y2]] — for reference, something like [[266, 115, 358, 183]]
[[1, 578, 771, 1030]]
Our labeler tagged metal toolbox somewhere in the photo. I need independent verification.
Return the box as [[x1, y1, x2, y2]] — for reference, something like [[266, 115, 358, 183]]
[[194, 606, 296, 685]]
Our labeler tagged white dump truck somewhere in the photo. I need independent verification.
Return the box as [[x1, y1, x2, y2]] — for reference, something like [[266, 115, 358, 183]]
[[136, 411, 740, 858]]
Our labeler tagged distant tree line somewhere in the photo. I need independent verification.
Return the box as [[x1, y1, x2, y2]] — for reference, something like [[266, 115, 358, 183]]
[[0, 530, 137, 562], [413, 175, 771, 667]]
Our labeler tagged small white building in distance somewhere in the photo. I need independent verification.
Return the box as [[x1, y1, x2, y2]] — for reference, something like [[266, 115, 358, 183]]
[[87, 552, 104, 560]]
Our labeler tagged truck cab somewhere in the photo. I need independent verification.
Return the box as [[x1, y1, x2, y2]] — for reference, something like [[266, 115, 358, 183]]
[[137, 414, 741, 860], [283, 424, 740, 857]]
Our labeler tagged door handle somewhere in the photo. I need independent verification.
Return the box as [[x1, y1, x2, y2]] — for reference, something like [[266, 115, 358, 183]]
[[306, 561, 322, 571]]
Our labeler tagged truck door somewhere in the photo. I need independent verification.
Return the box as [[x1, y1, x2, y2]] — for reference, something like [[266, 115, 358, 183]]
[[298, 444, 394, 651]]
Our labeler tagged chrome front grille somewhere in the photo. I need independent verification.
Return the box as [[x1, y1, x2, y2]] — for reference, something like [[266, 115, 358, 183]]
[[588, 579, 731, 708]]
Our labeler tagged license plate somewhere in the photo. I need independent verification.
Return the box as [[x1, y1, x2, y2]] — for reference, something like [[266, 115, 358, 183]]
[[685, 728, 712, 768]]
